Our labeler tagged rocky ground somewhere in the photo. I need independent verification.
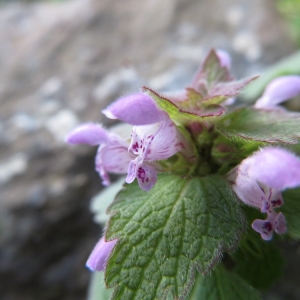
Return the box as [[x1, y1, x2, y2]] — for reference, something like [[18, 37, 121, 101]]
[[0, 0, 299, 299]]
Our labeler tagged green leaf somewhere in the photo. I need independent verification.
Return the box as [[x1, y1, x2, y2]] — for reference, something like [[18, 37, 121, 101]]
[[90, 177, 126, 224], [232, 223, 284, 289], [188, 265, 261, 300], [105, 174, 246, 300], [143, 87, 225, 124], [205, 76, 258, 104], [217, 107, 300, 144], [282, 187, 300, 239], [199, 49, 232, 87], [88, 272, 113, 300]]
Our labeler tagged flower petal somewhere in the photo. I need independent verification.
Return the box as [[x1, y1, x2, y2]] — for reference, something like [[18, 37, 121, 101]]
[[232, 158, 266, 208], [274, 212, 287, 234], [126, 158, 138, 184], [255, 76, 300, 109], [129, 117, 191, 161], [136, 163, 157, 191], [216, 49, 231, 69], [86, 237, 118, 271], [65, 123, 111, 145], [233, 171, 266, 209], [96, 144, 134, 185], [102, 93, 165, 125], [269, 191, 284, 208], [247, 147, 300, 190], [252, 219, 273, 241]]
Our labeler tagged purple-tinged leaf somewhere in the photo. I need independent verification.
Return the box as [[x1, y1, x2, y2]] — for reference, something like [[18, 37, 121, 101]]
[[191, 49, 233, 90], [206, 76, 259, 103], [143, 87, 226, 124]]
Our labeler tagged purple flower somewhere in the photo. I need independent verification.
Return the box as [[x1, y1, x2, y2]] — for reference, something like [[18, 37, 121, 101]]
[[102, 93, 166, 125], [66, 123, 134, 186], [102, 93, 195, 190], [86, 237, 118, 271], [215, 49, 232, 69], [255, 76, 300, 109], [231, 147, 300, 240]]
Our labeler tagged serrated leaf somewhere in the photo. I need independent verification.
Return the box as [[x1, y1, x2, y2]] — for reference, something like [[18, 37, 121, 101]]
[[281, 187, 300, 239], [105, 174, 245, 300], [88, 272, 113, 300], [217, 107, 300, 144], [192, 49, 232, 88], [143, 87, 225, 124], [206, 76, 258, 103], [188, 265, 261, 300]]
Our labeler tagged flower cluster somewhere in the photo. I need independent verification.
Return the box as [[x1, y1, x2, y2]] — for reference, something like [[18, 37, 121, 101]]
[[66, 49, 300, 273], [66, 93, 194, 191]]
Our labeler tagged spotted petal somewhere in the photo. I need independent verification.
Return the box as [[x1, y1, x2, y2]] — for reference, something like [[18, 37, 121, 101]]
[[129, 117, 191, 161], [252, 219, 273, 241], [125, 158, 157, 191], [255, 76, 300, 109], [136, 163, 157, 191], [86, 237, 118, 271]]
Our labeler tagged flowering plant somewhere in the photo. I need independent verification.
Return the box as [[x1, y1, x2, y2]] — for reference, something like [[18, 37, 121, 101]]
[[67, 49, 300, 300]]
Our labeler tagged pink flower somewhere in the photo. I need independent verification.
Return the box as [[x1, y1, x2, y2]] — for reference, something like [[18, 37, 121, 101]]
[[67, 93, 194, 191], [102, 93, 195, 190], [86, 237, 118, 271], [102, 93, 166, 125], [255, 76, 300, 109], [66, 123, 134, 186], [231, 147, 300, 240]]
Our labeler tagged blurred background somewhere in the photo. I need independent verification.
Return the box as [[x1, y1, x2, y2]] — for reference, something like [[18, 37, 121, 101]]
[[0, 0, 300, 299]]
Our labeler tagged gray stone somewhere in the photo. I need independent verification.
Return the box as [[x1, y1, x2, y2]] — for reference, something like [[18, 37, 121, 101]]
[[0, 0, 297, 299]]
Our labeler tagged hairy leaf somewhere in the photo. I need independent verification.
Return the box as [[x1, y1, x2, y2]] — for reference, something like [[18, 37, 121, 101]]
[[143, 87, 225, 124], [193, 49, 232, 88], [206, 76, 258, 103], [188, 265, 261, 300], [105, 174, 245, 300], [231, 208, 284, 290], [282, 187, 300, 239], [217, 107, 300, 144]]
